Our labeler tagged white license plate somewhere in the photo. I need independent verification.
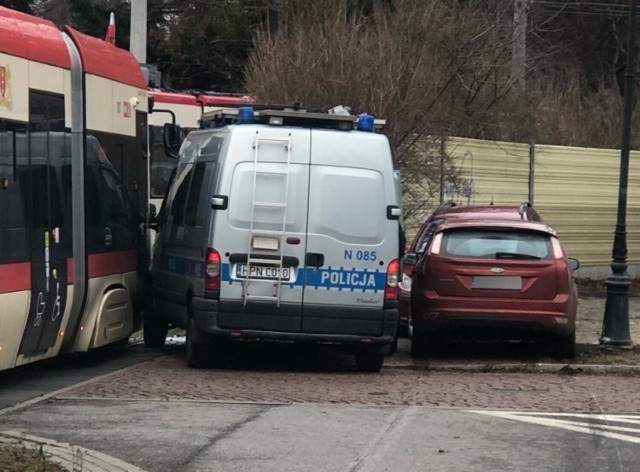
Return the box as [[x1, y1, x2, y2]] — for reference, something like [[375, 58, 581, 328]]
[[472, 276, 522, 290], [236, 264, 292, 281]]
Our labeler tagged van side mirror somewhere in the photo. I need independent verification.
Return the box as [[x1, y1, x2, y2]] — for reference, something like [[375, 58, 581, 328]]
[[163, 123, 182, 159], [568, 257, 580, 271]]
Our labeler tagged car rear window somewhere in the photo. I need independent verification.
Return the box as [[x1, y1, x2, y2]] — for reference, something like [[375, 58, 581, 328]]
[[441, 229, 552, 260]]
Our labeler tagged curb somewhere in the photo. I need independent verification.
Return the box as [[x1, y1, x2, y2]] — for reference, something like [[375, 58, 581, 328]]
[[0, 431, 147, 472], [384, 362, 640, 374]]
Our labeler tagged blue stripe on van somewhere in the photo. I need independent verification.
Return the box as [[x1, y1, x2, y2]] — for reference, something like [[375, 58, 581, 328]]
[[157, 254, 205, 278], [221, 263, 385, 292]]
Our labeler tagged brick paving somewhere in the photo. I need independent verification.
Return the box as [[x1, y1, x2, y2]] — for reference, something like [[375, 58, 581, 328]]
[[59, 352, 640, 413], [52, 296, 640, 414]]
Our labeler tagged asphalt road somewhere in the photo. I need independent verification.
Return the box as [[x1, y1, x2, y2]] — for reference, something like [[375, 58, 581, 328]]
[[1, 339, 639, 471]]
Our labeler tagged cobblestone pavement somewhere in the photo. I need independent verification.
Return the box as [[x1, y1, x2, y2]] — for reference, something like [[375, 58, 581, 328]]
[[575, 297, 640, 344], [52, 296, 640, 415], [59, 345, 640, 414]]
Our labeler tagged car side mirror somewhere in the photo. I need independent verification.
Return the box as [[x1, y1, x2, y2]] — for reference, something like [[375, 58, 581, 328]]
[[403, 253, 418, 266], [568, 257, 580, 271]]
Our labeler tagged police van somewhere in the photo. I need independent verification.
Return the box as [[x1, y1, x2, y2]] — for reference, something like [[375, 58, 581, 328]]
[[145, 106, 401, 372]]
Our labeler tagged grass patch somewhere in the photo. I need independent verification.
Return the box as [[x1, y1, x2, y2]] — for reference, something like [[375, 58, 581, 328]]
[[0, 442, 66, 472], [573, 343, 640, 365], [575, 278, 640, 298]]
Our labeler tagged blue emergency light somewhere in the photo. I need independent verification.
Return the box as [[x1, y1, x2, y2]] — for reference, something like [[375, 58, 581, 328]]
[[357, 113, 375, 132], [238, 106, 255, 123]]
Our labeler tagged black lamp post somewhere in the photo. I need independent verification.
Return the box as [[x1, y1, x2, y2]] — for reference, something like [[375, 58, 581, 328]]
[[600, 0, 638, 350]]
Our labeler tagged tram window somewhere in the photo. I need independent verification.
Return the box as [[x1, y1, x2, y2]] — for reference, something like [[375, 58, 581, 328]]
[[184, 162, 205, 227], [100, 168, 129, 227], [29, 91, 64, 132], [0, 124, 28, 262], [29, 165, 63, 229]]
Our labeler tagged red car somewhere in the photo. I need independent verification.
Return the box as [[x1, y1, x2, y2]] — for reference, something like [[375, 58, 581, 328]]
[[398, 202, 542, 331], [408, 209, 579, 358]]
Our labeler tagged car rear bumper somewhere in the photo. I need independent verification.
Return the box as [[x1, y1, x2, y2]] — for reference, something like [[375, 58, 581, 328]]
[[412, 293, 576, 336], [191, 296, 398, 347]]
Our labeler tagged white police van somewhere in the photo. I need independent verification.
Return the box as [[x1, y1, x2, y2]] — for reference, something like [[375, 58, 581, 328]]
[[145, 106, 401, 372]]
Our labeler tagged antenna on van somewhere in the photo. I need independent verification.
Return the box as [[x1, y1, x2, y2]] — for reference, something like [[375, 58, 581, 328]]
[[490, 196, 494, 206]]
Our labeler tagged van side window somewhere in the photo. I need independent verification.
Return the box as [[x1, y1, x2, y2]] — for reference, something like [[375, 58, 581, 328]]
[[169, 166, 193, 226], [184, 162, 206, 227]]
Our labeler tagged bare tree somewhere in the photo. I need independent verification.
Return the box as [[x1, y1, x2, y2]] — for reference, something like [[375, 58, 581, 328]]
[[244, 0, 521, 224]]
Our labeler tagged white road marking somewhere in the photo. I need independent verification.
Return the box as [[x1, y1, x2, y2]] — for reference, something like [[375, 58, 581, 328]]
[[345, 406, 419, 472], [469, 410, 640, 444]]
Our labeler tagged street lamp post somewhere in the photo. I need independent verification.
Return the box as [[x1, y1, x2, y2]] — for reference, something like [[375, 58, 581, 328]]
[[600, 0, 638, 350]]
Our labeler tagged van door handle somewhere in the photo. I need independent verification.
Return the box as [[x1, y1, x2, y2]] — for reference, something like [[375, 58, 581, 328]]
[[305, 253, 324, 267]]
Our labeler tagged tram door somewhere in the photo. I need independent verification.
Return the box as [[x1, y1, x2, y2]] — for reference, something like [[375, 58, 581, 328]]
[[18, 92, 70, 356]]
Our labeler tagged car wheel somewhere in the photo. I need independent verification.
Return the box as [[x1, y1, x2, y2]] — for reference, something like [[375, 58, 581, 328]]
[[410, 332, 427, 357], [186, 317, 211, 368], [143, 293, 168, 348], [355, 350, 384, 373], [552, 331, 576, 359]]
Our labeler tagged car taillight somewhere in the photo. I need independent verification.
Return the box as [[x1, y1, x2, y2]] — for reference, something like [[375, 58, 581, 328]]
[[551, 237, 564, 259], [385, 258, 400, 300], [399, 272, 412, 293], [429, 233, 443, 255], [205, 248, 221, 290]]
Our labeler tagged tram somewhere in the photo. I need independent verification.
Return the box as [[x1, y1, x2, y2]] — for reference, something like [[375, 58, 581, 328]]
[[0, 6, 149, 371]]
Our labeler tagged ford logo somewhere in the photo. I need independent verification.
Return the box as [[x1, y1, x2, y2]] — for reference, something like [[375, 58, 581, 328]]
[[490, 267, 505, 273]]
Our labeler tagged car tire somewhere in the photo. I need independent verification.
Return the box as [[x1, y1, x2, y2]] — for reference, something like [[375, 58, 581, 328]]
[[186, 317, 211, 369], [410, 326, 428, 357], [552, 331, 576, 359], [355, 350, 384, 373], [143, 293, 168, 348]]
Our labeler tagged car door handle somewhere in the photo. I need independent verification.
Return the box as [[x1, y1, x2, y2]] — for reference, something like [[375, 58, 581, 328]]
[[305, 253, 324, 267]]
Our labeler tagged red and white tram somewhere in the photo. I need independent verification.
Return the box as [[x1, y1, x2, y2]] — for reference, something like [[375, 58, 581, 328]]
[[0, 6, 149, 371]]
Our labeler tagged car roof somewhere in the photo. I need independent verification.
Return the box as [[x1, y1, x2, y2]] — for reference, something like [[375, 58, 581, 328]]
[[433, 203, 540, 221], [436, 217, 558, 236]]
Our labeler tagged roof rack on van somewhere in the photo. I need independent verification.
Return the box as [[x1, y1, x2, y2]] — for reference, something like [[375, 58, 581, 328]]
[[200, 105, 386, 132]]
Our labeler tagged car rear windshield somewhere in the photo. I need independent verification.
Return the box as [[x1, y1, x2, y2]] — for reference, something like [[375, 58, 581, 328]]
[[441, 229, 552, 260]]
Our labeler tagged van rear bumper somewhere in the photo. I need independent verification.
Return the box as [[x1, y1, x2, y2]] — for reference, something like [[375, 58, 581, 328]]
[[191, 296, 398, 346]]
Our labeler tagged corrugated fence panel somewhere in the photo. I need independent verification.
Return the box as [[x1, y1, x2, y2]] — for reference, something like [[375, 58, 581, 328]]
[[533, 144, 640, 266], [446, 137, 530, 206], [405, 136, 640, 272]]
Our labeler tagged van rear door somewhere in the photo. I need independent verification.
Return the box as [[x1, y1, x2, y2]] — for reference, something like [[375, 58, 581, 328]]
[[216, 126, 311, 332], [303, 130, 398, 336]]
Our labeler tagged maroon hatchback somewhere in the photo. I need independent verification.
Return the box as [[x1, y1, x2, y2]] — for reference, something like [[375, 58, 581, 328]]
[[409, 216, 579, 358]]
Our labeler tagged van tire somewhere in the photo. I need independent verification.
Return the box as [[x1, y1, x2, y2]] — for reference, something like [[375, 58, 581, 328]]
[[355, 351, 384, 373], [143, 294, 168, 348], [186, 318, 210, 368]]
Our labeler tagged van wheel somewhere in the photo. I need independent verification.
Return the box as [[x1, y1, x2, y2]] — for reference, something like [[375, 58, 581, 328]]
[[186, 318, 210, 368], [143, 293, 168, 348], [552, 331, 576, 359], [355, 350, 384, 373], [388, 335, 398, 356]]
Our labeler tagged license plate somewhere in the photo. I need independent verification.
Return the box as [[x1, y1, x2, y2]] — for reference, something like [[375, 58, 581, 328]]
[[236, 264, 292, 281], [472, 276, 522, 290]]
